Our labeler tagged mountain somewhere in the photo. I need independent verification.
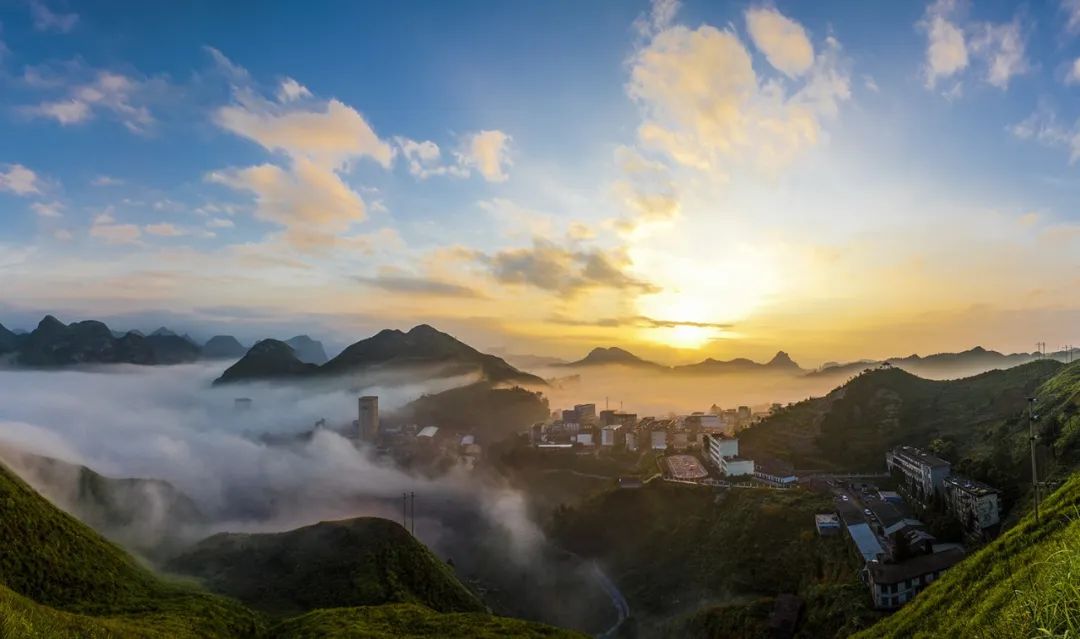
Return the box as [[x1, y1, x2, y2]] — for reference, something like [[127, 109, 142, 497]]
[[13, 315, 157, 366], [168, 517, 486, 616], [809, 346, 1072, 381], [216, 325, 544, 387], [144, 333, 201, 364], [284, 334, 328, 365], [0, 322, 20, 354], [405, 382, 550, 439], [674, 350, 805, 375], [0, 459, 584, 638], [562, 346, 664, 369], [855, 473, 1080, 638], [213, 339, 318, 384], [0, 447, 204, 559], [202, 335, 248, 360]]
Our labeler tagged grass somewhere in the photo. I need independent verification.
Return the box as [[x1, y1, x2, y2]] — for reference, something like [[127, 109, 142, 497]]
[[0, 460, 586, 638], [550, 481, 879, 637], [855, 474, 1080, 639], [267, 603, 585, 638], [167, 517, 486, 616]]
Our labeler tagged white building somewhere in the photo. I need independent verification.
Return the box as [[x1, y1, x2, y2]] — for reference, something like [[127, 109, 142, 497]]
[[575, 432, 594, 446], [601, 424, 624, 447], [886, 446, 952, 501], [704, 433, 739, 468], [943, 475, 1001, 531], [721, 456, 755, 477], [815, 514, 841, 536], [650, 429, 667, 450]]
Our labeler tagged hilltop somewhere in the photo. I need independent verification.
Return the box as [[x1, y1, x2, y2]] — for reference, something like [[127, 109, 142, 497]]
[[0, 460, 586, 637], [561, 346, 665, 369], [674, 350, 804, 375], [855, 473, 1080, 638], [216, 324, 545, 387], [202, 335, 248, 359], [168, 517, 486, 616], [404, 381, 550, 439]]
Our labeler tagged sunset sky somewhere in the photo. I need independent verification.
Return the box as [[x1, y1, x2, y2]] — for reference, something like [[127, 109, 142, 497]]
[[0, 0, 1078, 365]]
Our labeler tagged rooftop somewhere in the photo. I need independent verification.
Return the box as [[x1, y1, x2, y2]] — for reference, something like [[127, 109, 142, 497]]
[[890, 445, 951, 469], [417, 426, 439, 438], [846, 522, 886, 563], [868, 548, 965, 584], [943, 474, 999, 497]]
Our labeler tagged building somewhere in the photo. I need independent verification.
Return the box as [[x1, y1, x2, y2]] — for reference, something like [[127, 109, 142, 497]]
[[574, 403, 596, 420], [886, 446, 952, 500], [698, 414, 722, 430], [815, 514, 841, 536], [575, 432, 594, 446], [753, 459, 798, 486], [703, 433, 739, 468], [866, 548, 965, 609], [599, 409, 617, 426], [846, 522, 886, 563], [878, 491, 903, 505], [943, 475, 1001, 532], [613, 413, 637, 429], [358, 396, 379, 441], [671, 430, 689, 451], [737, 405, 751, 420], [601, 424, 624, 448], [618, 477, 643, 489], [721, 456, 755, 477], [234, 397, 253, 411], [650, 429, 668, 450], [625, 432, 640, 452], [562, 409, 577, 424]]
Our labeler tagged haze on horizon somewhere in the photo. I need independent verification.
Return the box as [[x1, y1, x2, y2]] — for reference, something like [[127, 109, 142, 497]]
[[1, 0, 1078, 366]]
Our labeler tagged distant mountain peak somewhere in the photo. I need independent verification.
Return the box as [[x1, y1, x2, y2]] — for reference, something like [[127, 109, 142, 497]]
[[565, 346, 661, 368], [767, 350, 799, 368], [151, 327, 177, 337]]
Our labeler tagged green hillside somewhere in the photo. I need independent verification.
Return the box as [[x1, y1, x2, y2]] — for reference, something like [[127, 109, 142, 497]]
[[740, 361, 1070, 502], [267, 603, 583, 638], [167, 517, 486, 616], [550, 482, 880, 637], [0, 461, 586, 638], [855, 473, 1080, 639]]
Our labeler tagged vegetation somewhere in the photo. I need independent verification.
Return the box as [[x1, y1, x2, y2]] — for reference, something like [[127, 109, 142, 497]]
[[856, 473, 1080, 639], [406, 381, 549, 439], [167, 517, 486, 616], [0, 461, 583, 638], [550, 482, 879, 637], [267, 603, 585, 638]]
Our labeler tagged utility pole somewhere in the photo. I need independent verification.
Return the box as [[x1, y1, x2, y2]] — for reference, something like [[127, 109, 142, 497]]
[[1027, 396, 1040, 525], [402, 492, 408, 529], [410, 491, 416, 535]]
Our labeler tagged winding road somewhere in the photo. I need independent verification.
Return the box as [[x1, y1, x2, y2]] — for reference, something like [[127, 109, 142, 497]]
[[593, 561, 630, 638]]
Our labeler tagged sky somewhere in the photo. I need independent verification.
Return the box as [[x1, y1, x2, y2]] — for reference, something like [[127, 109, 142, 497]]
[[0, 0, 1078, 365]]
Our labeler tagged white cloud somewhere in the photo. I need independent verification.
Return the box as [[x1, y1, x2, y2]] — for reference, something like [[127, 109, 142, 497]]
[[208, 49, 395, 250], [28, 71, 157, 133], [919, 1, 1027, 92], [28, 0, 78, 33], [634, 0, 680, 37], [969, 20, 1027, 89], [53, 229, 73, 241], [90, 175, 123, 187], [0, 164, 42, 196], [207, 217, 235, 229], [30, 201, 64, 218], [276, 77, 312, 103], [144, 223, 185, 237], [1009, 107, 1080, 164], [627, 17, 849, 173], [395, 137, 469, 179], [90, 214, 142, 245], [1064, 0, 1080, 35], [745, 7, 815, 78], [216, 98, 393, 169], [462, 130, 512, 182], [1065, 58, 1080, 85]]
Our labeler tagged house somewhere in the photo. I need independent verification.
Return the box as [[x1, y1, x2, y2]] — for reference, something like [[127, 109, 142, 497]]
[[754, 459, 798, 486], [866, 548, 965, 609], [815, 513, 841, 536], [721, 456, 755, 477], [650, 429, 668, 450], [601, 424, 624, 448]]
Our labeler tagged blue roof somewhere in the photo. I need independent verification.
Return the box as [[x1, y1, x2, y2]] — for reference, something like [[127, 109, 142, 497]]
[[846, 523, 885, 562]]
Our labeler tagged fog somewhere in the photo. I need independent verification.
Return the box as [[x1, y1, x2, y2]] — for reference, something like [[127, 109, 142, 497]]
[[536, 365, 845, 416], [0, 362, 612, 632]]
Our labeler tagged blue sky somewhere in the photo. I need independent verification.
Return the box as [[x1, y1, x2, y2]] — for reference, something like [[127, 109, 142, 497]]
[[0, 0, 1077, 363]]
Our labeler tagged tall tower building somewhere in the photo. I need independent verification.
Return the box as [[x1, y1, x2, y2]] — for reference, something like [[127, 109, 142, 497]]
[[359, 396, 379, 441]]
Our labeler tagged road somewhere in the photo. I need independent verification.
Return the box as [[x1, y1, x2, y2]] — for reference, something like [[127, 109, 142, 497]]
[[593, 561, 630, 639]]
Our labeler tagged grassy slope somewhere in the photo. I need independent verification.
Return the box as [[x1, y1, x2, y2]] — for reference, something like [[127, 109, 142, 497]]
[[168, 517, 485, 616], [856, 473, 1080, 639], [0, 462, 263, 638], [550, 482, 880, 637], [0, 461, 586, 638], [268, 603, 584, 638]]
